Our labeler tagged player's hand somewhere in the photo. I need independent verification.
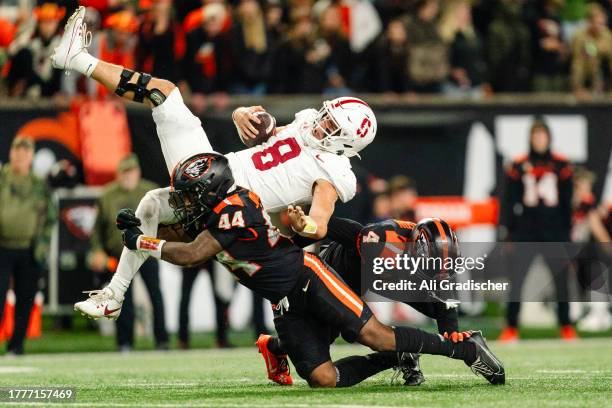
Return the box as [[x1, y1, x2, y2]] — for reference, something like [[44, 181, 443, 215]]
[[443, 331, 472, 343], [122, 226, 144, 250], [232, 106, 265, 140], [116, 208, 141, 231], [287, 205, 307, 232]]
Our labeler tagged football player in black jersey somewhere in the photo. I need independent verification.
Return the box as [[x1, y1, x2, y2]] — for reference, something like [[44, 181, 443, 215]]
[[118, 152, 505, 388], [262, 214, 470, 386]]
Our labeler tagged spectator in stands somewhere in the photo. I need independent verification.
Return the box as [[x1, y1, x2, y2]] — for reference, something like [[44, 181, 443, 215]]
[[0, 17, 15, 94], [570, 2, 612, 99], [317, 5, 353, 94], [388, 175, 418, 222], [7, 3, 64, 97], [183, 2, 233, 111], [530, 0, 568, 92], [487, 0, 531, 92], [439, 0, 488, 98], [229, 0, 273, 94], [273, 10, 330, 93], [0, 136, 54, 355], [89, 154, 169, 352], [374, 18, 411, 94], [137, 0, 180, 82], [96, 10, 138, 98], [403, 0, 449, 93]]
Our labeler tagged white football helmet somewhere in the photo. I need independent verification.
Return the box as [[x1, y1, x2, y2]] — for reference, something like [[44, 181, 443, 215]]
[[304, 97, 377, 158]]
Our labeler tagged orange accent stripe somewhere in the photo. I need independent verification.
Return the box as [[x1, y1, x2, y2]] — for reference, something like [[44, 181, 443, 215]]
[[304, 253, 363, 316], [394, 220, 416, 230], [248, 191, 262, 208], [213, 193, 245, 214], [432, 218, 448, 260]]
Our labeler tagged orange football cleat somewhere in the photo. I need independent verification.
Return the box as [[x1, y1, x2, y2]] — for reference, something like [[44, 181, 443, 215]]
[[256, 334, 293, 385], [560, 325, 578, 341], [498, 327, 519, 342]]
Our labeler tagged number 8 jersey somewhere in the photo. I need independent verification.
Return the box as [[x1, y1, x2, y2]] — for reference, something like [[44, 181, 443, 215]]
[[225, 109, 357, 212]]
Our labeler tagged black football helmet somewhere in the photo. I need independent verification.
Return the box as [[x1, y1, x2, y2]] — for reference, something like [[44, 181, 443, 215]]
[[411, 218, 460, 277], [168, 153, 234, 237]]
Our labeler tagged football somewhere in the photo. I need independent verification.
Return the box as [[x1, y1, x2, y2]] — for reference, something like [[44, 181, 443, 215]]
[[241, 111, 276, 147]]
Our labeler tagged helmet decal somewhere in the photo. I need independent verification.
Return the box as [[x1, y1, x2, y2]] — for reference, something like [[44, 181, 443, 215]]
[[356, 118, 372, 139], [183, 157, 212, 179]]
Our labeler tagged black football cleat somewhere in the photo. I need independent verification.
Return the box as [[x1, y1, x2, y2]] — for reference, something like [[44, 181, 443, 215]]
[[393, 353, 425, 386], [466, 331, 505, 385]]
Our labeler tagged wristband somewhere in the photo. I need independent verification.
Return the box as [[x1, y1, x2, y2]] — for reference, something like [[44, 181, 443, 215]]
[[136, 236, 166, 259], [292, 215, 318, 235]]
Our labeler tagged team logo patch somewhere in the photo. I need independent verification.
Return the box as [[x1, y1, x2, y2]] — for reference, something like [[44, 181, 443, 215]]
[[362, 231, 380, 243], [61, 205, 98, 240], [183, 157, 211, 179]]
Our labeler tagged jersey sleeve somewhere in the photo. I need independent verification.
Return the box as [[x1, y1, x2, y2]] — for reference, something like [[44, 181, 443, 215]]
[[316, 154, 357, 203]]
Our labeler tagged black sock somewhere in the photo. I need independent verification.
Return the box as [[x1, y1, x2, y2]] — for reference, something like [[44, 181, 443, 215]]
[[394, 327, 476, 364], [266, 336, 287, 355], [335, 352, 398, 388]]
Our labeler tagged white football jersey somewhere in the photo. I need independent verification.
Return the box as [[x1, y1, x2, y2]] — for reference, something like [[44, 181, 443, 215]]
[[225, 109, 357, 212]]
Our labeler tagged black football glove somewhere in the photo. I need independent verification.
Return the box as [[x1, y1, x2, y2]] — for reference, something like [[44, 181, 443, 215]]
[[116, 208, 141, 231], [122, 226, 144, 250]]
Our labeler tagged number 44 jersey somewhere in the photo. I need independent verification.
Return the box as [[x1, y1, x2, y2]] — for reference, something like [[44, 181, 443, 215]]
[[206, 187, 303, 303], [225, 109, 357, 212]]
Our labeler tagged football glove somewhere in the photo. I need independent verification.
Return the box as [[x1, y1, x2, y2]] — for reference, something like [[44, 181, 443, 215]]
[[116, 208, 141, 230], [443, 331, 472, 343], [122, 226, 144, 250]]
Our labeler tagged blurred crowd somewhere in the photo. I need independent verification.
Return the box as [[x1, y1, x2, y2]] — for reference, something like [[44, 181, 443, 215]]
[[0, 0, 611, 106]]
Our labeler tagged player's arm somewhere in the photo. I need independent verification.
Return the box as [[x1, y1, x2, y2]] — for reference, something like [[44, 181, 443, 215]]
[[117, 208, 224, 267], [159, 230, 223, 267], [288, 179, 338, 240]]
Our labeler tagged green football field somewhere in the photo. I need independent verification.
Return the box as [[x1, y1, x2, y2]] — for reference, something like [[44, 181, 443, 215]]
[[0, 338, 611, 408]]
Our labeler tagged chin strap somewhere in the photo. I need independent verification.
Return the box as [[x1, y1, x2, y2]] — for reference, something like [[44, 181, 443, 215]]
[[115, 69, 166, 106]]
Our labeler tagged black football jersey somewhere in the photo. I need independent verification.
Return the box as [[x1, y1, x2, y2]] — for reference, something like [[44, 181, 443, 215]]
[[204, 188, 303, 302]]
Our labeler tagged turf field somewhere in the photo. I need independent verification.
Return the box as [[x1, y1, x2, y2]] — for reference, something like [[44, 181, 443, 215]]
[[0, 338, 611, 408]]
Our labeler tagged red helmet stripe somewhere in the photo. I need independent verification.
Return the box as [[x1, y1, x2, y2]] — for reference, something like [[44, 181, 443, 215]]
[[332, 98, 370, 108]]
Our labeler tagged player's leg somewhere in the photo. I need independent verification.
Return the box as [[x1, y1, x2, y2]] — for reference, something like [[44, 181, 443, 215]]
[[302, 253, 504, 385], [51, 6, 214, 174], [75, 188, 176, 318]]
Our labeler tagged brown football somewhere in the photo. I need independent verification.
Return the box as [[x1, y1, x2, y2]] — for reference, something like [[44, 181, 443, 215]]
[[241, 111, 276, 147]]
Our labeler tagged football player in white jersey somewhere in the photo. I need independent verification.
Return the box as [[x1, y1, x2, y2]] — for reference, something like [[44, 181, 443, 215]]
[[51, 7, 376, 319]]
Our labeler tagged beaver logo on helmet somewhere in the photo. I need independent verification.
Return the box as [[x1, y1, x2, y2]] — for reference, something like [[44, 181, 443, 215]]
[[183, 157, 211, 179]]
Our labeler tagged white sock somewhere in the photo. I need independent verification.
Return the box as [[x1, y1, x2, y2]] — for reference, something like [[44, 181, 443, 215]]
[[71, 51, 99, 77], [107, 248, 148, 301]]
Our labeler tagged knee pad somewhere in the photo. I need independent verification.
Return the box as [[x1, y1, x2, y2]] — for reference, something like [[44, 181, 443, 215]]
[[115, 69, 166, 106]]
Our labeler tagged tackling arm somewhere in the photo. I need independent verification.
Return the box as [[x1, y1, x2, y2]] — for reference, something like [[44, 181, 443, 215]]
[[160, 230, 223, 267], [288, 179, 338, 240]]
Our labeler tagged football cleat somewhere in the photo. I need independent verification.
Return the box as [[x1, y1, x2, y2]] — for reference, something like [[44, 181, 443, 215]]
[[51, 6, 92, 72], [497, 326, 519, 343], [256, 334, 293, 386], [466, 331, 505, 385], [74, 287, 123, 320], [392, 353, 425, 386]]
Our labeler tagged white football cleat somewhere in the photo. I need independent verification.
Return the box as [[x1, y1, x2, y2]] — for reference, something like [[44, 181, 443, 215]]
[[51, 6, 92, 72], [74, 287, 123, 320]]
